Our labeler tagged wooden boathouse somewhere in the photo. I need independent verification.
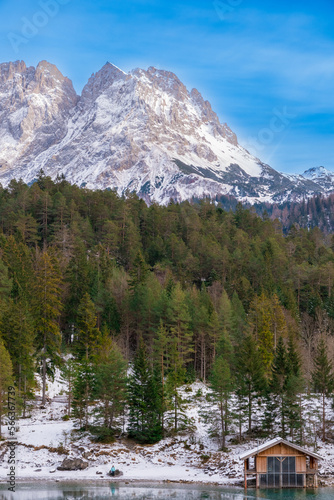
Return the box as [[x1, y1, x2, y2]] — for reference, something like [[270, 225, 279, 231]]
[[240, 437, 321, 489]]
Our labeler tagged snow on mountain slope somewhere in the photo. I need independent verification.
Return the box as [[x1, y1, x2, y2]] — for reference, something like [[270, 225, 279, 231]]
[[0, 60, 332, 204], [300, 166, 334, 192], [0, 60, 78, 180]]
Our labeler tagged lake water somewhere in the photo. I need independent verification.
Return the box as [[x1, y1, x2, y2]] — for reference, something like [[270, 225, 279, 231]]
[[0, 483, 333, 500]]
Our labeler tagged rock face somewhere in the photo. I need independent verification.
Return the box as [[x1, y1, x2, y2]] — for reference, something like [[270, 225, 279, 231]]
[[0, 60, 77, 181], [57, 458, 88, 471], [0, 59, 331, 204]]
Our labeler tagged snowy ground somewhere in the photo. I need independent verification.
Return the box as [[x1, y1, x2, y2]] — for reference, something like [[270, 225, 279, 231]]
[[1, 373, 334, 486]]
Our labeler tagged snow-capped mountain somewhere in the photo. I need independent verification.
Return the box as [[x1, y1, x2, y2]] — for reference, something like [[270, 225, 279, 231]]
[[301, 167, 334, 191], [0, 60, 332, 204], [0, 60, 77, 177]]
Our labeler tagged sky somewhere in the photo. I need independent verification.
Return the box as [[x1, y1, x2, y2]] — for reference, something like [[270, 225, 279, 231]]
[[0, 0, 333, 174]]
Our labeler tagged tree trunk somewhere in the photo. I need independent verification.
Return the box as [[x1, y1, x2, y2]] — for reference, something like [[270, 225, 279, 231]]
[[220, 399, 225, 449], [248, 387, 252, 432], [322, 392, 326, 441], [23, 375, 27, 418], [161, 353, 164, 435], [282, 396, 285, 438], [42, 344, 46, 406]]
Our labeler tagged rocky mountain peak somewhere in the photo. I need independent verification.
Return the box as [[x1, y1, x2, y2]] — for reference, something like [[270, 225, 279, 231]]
[[0, 60, 28, 82], [189, 87, 237, 145], [81, 62, 128, 104], [0, 60, 78, 174], [303, 166, 332, 179]]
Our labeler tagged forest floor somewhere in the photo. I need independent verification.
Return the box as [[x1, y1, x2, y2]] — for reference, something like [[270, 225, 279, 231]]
[[1, 376, 334, 486]]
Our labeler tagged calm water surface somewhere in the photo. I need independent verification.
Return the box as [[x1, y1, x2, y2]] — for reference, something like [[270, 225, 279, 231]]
[[0, 483, 333, 500]]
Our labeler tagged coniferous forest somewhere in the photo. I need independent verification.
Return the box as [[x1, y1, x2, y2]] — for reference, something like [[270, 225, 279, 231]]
[[0, 172, 334, 447]]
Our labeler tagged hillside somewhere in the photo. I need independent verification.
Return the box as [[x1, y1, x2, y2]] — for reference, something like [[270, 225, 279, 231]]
[[0, 176, 334, 459], [1, 376, 334, 486]]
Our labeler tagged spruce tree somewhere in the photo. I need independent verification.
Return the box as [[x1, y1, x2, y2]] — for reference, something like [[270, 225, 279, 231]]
[[33, 251, 63, 405], [1, 300, 35, 417], [269, 336, 289, 438], [266, 336, 304, 440], [72, 359, 96, 430], [61, 357, 76, 416], [168, 283, 193, 368], [0, 339, 13, 437], [95, 336, 127, 430], [153, 320, 169, 433], [210, 355, 233, 449], [75, 292, 100, 360], [312, 338, 334, 441], [235, 334, 266, 433], [286, 336, 304, 441], [128, 339, 163, 443], [165, 336, 187, 433]]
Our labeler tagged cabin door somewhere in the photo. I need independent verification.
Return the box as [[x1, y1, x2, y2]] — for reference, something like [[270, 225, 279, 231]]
[[267, 456, 281, 487]]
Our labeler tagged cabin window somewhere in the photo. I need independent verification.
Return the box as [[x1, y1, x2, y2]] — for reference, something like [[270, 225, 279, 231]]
[[259, 457, 304, 488]]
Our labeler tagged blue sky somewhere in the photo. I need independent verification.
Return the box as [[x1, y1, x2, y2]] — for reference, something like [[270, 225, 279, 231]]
[[0, 0, 333, 174]]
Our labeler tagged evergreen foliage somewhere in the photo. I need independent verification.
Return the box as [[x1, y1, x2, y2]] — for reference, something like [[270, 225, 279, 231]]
[[0, 339, 13, 437], [0, 175, 334, 442], [127, 339, 163, 443], [312, 338, 334, 441]]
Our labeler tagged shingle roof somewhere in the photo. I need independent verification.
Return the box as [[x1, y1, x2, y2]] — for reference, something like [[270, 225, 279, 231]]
[[239, 437, 322, 461]]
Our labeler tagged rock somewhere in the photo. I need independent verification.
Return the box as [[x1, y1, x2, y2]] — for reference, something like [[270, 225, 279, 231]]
[[34, 469, 42, 472], [57, 458, 88, 471], [49, 469, 56, 473], [107, 469, 123, 477]]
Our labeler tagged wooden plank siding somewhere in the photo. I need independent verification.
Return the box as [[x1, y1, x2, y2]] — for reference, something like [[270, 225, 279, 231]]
[[241, 438, 321, 489], [296, 456, 307, 473], [256, 456, 267, 473], [258, 443, 306, 456]]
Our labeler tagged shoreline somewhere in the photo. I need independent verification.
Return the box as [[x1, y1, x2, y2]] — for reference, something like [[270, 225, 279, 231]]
[[1, 478, 241, 486], [2, 476, 333, 487]]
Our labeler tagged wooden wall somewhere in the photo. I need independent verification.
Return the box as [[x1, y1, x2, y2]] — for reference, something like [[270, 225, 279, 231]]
[[296, 456, 307, 473], [253, 443, 308, 473], [258, 443, 301, 456]]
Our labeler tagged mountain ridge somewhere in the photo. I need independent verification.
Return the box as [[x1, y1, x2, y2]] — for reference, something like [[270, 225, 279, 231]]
[[0, 59, 332, 204]]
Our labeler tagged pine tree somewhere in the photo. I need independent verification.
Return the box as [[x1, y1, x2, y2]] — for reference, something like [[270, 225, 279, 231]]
[[312, 338, 334, 441], [128, 339, 163, 443], [0, 339, 13, 437]]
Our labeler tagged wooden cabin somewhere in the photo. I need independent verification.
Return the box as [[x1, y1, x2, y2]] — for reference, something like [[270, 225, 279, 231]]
[[240, 437, 321, 489]]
